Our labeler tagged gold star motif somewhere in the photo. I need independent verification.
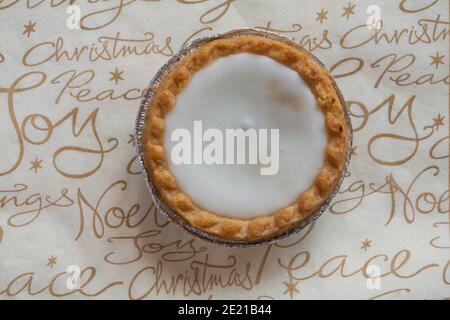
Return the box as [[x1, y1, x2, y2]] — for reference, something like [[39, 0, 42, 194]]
[[283, 279, 300, 299], [316, 9, 328, 24], [128, 134, 135, 146], [433, 114, 445, 129], [109, 67, 124, 85], [341, 3, 356, 20], [360, 239, 372, 251], [30, 157, 43, 173], [351, 146, 357, 156], [47, 256, 57, 268], [23, 21, 36, 38], [430, 52, 445, 69]]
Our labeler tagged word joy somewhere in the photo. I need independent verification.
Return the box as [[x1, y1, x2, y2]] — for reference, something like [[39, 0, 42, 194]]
[[170, 121, 280, 175]]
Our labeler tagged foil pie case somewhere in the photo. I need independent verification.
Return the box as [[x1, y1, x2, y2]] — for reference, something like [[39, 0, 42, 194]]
[[135, 29, 353, 247]]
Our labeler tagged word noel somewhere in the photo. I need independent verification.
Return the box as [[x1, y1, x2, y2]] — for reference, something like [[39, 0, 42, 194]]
[[170, 121, 280, 175]]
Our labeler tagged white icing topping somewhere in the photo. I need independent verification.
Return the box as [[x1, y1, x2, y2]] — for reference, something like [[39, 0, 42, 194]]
[[164, 53, 326, 218]]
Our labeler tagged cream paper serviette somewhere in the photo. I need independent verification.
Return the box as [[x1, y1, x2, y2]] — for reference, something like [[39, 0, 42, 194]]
[[0, 0, 448, 299]]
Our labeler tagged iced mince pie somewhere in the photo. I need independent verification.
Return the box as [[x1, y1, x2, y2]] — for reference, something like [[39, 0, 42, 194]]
[[138, 30, 351, 244]]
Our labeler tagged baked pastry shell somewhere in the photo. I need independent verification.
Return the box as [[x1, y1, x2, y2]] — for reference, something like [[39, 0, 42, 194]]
[[135, 29, 353, 247]]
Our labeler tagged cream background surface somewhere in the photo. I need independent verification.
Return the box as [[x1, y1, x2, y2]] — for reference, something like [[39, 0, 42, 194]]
[[0, 0, 448, 299]]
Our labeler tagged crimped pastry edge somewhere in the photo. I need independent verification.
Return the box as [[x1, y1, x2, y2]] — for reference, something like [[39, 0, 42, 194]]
[[140, 32, 351, 243]]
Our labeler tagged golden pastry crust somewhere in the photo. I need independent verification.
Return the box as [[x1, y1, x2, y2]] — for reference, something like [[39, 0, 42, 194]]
[[143, 35, 349, 242]]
